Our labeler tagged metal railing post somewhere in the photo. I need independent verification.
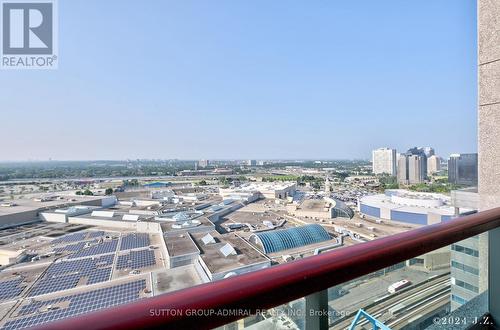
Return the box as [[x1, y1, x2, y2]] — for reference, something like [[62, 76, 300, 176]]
[[305, 289, 329, 330]]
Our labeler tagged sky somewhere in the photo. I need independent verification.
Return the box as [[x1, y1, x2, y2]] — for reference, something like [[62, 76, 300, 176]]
[[0, 0, 478, 161]]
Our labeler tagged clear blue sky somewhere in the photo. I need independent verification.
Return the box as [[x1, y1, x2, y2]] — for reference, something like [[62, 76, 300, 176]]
[[0, 0, 477, 161]]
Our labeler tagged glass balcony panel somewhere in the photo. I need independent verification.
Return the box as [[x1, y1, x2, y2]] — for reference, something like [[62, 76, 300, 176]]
[[326, 237, 488, 330], [216, 233, 490, 330]]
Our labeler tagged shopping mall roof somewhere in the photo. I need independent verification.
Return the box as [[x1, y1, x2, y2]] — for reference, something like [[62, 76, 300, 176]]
[[251, 224, 331, 254]]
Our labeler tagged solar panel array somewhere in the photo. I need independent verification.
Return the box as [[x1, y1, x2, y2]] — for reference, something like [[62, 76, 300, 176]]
[[119, 233, 150, 251], [52, 232, 109, 257], [53, 241, 94, 254], [67, 239, 118, 259], [51, 231, 106, 247], [5, 280, 147, 330], [0, 230, 158, 327], [28, 274, 80, 298], [51, 232, 87, 245], [116, 249, 155, 270], [28, 255, 114, 297], [87, 231, 105, 239], [0, 278, 25, 301]]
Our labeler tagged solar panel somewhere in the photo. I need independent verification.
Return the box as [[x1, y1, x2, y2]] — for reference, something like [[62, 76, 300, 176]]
[[6, 280, 147, 330], [28, 274, 81, 297], [67, 239, 118, 259], [119, 233, 150, 251], [52, 232, 110, 256], [87, 268, 112, 285], [0, 278, 25, 302], [86, 231, 105, 239], [28, 255, 114, 297], [116, 249, 155, 270], [51, 232, 87, 245], [53, 240, 96, 254]]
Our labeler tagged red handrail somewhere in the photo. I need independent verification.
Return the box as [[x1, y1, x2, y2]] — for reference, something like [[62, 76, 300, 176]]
[[33, 207, 500, 330]]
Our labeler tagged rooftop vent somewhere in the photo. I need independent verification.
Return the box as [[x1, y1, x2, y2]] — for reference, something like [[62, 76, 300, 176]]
[[122, 214, 140, 221], [201, 233, 215, 245], [220, 243, 237, 257], [91, 210, 115, 218]]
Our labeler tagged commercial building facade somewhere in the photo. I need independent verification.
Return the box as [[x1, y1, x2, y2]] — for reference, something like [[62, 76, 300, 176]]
[[397, 148, 427, 184], [358, 190, 458, 225], [448, 153, 478, 186], [408, 154, 425, 184], [198, 159, 210, 168], [372, 148, 396, 176], [427, 155, 441, 175], [397, 155, 408, 184], [448, 187, 481, 309]]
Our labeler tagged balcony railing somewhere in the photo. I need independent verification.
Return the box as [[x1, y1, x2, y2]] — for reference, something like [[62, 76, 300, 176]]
[[33, 207, 500, 330]]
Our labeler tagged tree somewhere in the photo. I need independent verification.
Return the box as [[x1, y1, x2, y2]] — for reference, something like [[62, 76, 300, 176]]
[[378, 175, 399, 191], [82, 189, 94, 196], [123, 179, 139, 186], [219, 177, 231, 186], [105, 188, 114, 195]]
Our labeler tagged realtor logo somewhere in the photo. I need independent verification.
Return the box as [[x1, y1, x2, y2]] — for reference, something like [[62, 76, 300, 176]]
[[1, 0, 58, 69]]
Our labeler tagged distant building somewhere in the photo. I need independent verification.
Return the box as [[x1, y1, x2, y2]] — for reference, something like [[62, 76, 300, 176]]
[[397, 147, 427, 184], [324, 177, 332, 193], [422, 147, 435, 158], [408, 154, 426, 184], [143, 182, 171, 189], [247, 160, 257, 166], [372, 148, 397, 176], [257, 161, 265, 166], [427, 155, 441, 176], [287, 197, 354, 220], [358, 189, 468, 225], [219, 182, 296, 200], [448, 153, 478, 186], [397, 155, 409, 184], [177, 168, 233, 176], [198, 159, 210, 168], [211, 168, 233, 175]]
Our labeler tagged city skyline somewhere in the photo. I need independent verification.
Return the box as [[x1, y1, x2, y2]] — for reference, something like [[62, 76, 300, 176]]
[[0, 145, 472, 162], [0, 0, 477, 161]]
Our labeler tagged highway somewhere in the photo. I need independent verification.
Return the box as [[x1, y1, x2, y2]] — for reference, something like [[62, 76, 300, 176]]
[[331, 274, 450, 329]]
